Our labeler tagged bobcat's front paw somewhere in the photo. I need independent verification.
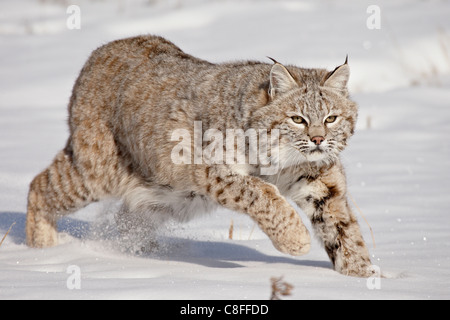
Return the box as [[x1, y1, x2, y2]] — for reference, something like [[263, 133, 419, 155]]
[[272, 220, 311, 256]]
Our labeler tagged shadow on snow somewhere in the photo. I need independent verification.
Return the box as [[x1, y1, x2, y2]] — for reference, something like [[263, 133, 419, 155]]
[[0, 211, 332, 272]]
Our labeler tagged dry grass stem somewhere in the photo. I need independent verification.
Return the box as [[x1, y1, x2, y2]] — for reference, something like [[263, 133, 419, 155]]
[[270, 276, 294, 300], [348, 192, 376, 249], [0, 222, 16, 248], [228, 219, 234, 240]]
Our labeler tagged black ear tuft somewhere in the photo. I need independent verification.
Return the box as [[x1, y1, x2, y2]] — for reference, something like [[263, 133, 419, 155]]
[[267, 56, 279, 64]]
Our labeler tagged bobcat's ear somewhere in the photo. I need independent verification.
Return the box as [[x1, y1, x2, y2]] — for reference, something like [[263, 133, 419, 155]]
[[269, 60, 298, 99], [322, 56, 350, 93]]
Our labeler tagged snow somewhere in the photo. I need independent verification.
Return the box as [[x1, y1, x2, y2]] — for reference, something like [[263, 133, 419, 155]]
[[1, 0, 450, 300]]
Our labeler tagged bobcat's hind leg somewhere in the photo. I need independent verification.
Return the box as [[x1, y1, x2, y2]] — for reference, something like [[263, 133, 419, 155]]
[[26, 149, 97, 248], [26, 117, 126, 248]]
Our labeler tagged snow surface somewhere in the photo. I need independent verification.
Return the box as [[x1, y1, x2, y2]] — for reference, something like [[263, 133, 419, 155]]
[[1, 0, 450, 300]]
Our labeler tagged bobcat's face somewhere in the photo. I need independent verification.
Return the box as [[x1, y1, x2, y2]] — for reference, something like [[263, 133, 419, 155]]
[[256, 59, 357, 168], [276, 86, 357, 166]]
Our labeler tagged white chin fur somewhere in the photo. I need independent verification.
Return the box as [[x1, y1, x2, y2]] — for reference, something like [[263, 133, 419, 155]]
[[274, 145, 332, 169], [304, 150, 328, 162]]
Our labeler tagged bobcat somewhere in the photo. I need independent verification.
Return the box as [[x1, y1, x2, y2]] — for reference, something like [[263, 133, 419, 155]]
[[26, 35, 374, 277]]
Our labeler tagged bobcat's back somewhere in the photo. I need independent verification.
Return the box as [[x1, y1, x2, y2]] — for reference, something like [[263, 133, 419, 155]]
[[69, 35, 276, 188]]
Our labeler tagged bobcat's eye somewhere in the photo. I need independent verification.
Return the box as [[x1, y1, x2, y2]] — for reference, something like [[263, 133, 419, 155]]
[[325, 115, 337, 123], [291, 116, 305, 124]]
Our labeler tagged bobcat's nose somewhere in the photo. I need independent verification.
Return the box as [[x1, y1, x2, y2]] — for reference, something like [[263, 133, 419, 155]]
[[311, 136, 325, 145]]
